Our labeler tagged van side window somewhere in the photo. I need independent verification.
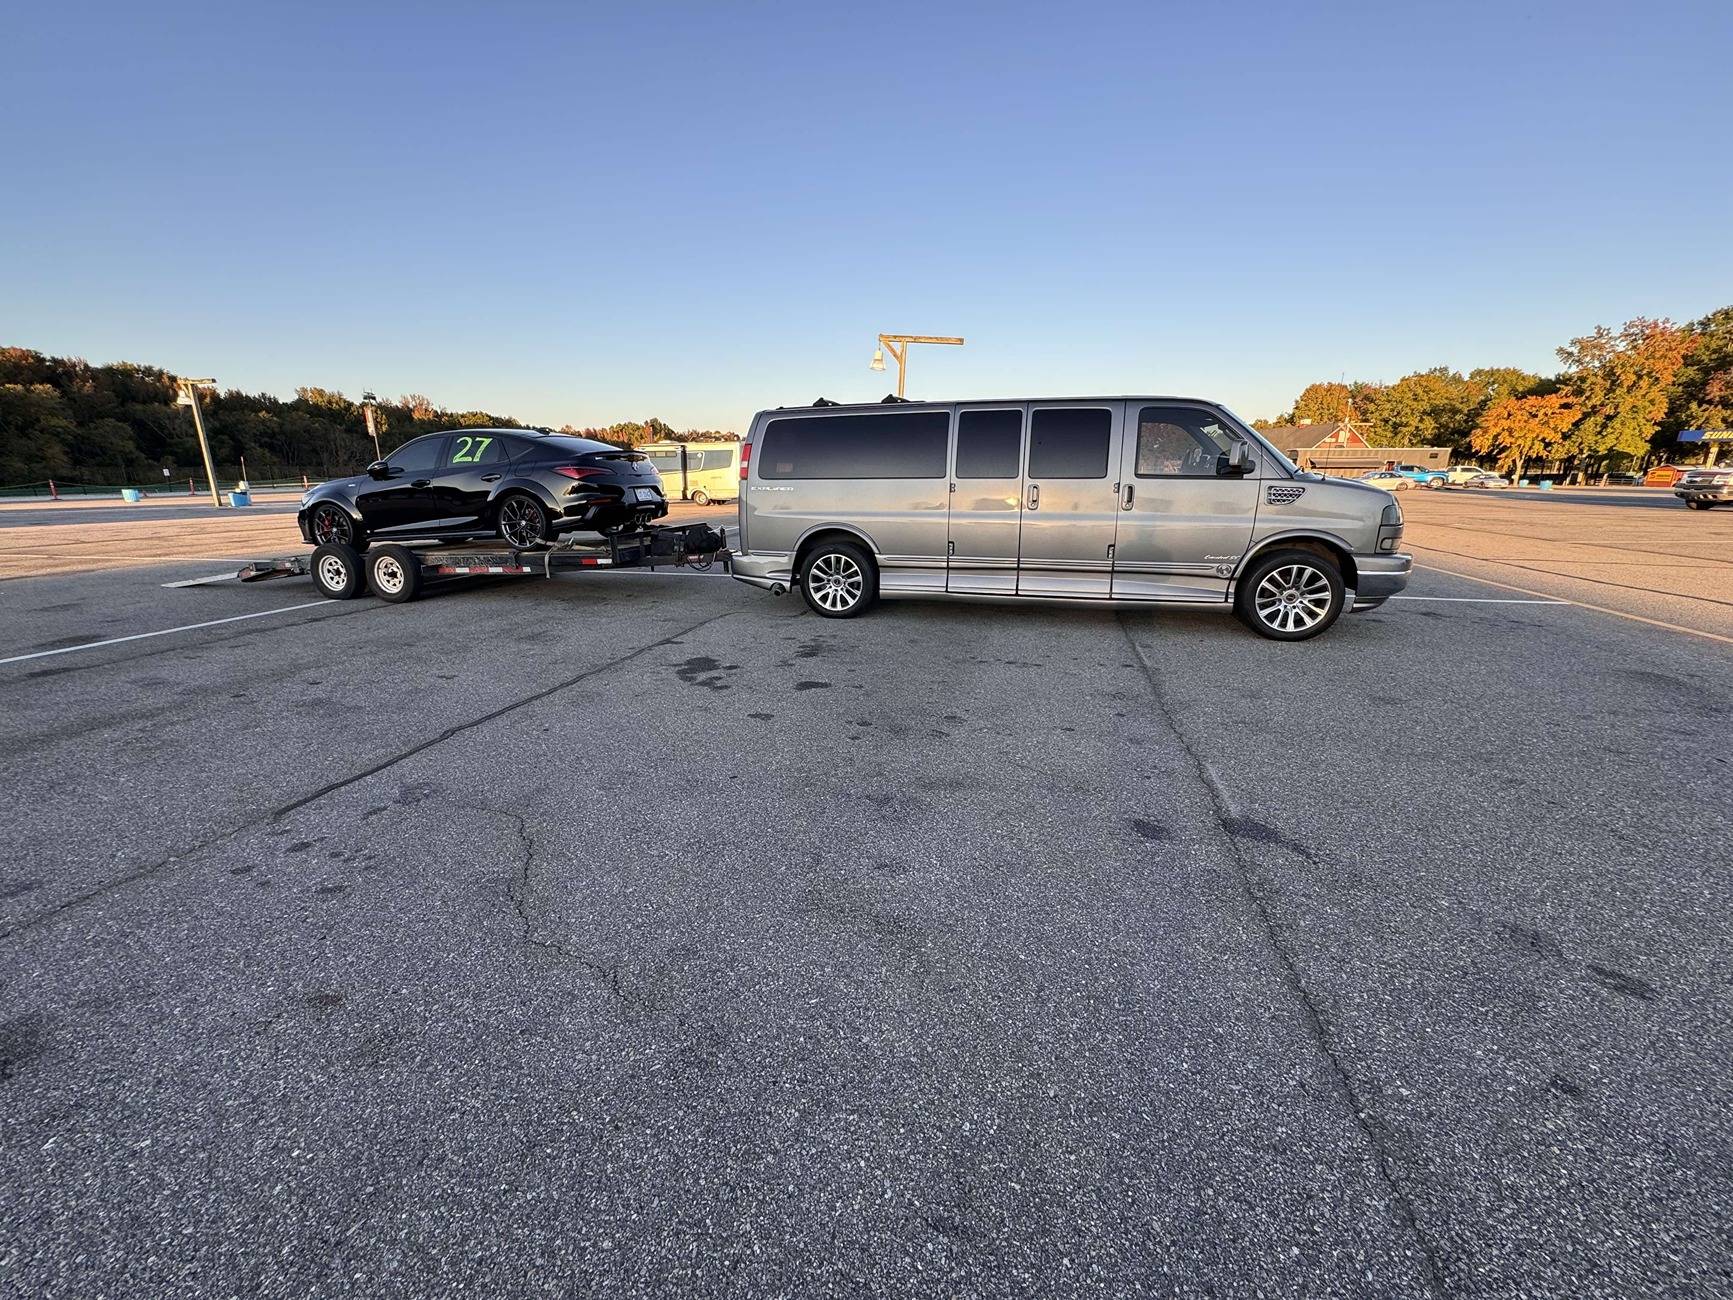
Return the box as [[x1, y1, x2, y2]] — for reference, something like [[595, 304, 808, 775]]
[[1134, 406, 1243, 478], [1028, 408, 1110, 479], [759, 412, 949, 479], [955, 410, 1022, 478]]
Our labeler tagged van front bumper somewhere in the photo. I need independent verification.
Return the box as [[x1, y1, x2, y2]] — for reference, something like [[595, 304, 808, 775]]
[[731, 551, 795, 592], [1350, 552, 1412, 610]]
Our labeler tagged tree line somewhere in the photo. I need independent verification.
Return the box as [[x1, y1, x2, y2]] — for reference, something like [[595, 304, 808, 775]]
[[0, 347, 737, 487], [1254, 306, 1731, 480]]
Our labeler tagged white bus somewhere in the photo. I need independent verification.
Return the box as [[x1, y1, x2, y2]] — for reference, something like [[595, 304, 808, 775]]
[[641, 441, 740, 506]]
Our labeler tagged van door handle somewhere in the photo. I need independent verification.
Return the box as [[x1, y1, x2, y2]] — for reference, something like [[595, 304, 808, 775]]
[[481, 473, 502, 483], [1122, 483, 1134, 510], [1028, 484, 1039, 510]]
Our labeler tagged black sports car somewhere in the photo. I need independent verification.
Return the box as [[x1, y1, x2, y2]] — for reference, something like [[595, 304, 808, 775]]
[[298, 429, 668, 549]]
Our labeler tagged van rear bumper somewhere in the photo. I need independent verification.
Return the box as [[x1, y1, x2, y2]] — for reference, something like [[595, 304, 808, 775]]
[[731, 551, 794, 591], [1349, 552, 1413, 610]]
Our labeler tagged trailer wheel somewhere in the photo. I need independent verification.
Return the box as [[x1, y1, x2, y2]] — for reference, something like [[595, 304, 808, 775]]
[[368, 544, 422, 603], [311, 542, 364, 600]]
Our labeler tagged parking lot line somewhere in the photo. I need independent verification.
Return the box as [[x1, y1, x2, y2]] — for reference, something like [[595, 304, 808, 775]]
[[1416, 562, 1733, 646], [1387, 596, 1565, 603], [0, 601, 334, 666]]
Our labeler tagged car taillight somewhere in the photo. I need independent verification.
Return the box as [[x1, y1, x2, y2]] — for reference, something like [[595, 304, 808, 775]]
[[739, 443, 751, 481], [552, 466, 604, 480]]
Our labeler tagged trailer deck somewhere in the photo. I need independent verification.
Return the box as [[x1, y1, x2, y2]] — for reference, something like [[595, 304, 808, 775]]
[[165, 521, 730, 602]]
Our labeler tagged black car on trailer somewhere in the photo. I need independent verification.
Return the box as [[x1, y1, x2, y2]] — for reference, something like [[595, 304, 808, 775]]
[[298, 429, 669, 551]]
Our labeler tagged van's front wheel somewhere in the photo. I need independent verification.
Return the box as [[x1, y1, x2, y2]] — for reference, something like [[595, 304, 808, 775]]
[[1235, 548, 1344, 641], [800, 541, 877, 618]]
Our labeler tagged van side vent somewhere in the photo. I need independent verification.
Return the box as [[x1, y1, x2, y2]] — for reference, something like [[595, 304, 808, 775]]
[[1267, 485, 1306, 505]]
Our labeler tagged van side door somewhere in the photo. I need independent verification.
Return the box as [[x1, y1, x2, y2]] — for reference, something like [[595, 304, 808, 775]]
[[947, 407, 1025, 594], [1110, 404, 1260, 601], [1017, 404, 1123, 598]]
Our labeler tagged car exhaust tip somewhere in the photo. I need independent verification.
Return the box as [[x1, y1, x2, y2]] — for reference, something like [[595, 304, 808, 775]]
[[771, 583, 787, 596]]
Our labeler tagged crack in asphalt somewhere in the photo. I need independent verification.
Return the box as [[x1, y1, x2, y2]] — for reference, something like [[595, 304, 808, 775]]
[[488, 805, 628, 1002], [1117, 614, 1450, 1299], [0, 610, 735, 944]]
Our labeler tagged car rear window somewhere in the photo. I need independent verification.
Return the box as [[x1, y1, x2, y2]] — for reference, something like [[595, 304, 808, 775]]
[[515, 435, 620, 460]]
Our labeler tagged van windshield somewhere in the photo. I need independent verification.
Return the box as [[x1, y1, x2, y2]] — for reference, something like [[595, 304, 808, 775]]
[[1219, 406, 1302, 477]]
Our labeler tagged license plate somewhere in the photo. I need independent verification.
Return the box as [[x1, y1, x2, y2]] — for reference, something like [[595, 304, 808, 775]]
[[633, 487, 660, 503]]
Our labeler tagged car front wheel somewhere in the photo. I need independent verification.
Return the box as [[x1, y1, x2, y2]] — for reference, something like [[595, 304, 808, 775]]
[[310, 503, 361, 547], [1235, 549, 1345, 641]]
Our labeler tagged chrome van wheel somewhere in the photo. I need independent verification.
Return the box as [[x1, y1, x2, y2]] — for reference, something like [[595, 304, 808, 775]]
[[800, 540, 877, 619], [1235, 549, 1345, 641]]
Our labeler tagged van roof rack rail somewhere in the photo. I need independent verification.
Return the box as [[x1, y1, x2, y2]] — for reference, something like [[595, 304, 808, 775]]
[[810, 397, 840, 406], [879, 394, 911, 403]]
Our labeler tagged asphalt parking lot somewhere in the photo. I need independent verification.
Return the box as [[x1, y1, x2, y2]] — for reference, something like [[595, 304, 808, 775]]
[[1, 492, 1729, 1298]]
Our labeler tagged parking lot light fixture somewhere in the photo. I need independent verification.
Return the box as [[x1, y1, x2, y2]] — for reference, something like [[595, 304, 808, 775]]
[[174, 377, 222, 508], [871, 334, 964, 398]]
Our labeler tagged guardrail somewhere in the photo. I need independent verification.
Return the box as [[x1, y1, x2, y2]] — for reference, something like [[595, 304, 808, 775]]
[[0, 477, 317, 501]]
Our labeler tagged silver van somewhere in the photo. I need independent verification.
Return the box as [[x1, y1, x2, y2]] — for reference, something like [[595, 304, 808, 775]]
[[729, 397, 1411, 639]]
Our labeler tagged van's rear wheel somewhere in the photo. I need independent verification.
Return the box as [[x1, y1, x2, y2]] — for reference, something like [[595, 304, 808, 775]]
[[691, 489, 711, 506], [1235, 548, 1344, 641], [800, 540, 877, 618]]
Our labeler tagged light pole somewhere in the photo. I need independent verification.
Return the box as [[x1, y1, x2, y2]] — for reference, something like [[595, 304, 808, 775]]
[[362, 391, 382, 460], [870, 333, 964, 398], [175, 378, 222, 508]]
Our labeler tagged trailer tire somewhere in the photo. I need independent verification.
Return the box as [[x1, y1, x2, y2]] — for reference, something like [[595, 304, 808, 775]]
[[368, 544, 422, 603], [311, 542, 365, 600]]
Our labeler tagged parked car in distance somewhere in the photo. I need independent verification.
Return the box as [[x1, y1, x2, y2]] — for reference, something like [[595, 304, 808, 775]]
[[1391, 463, 1450, 488], [1462, 472, 1512, 490], [730, 396, 1412, 641], [298, 429, 668, 550], [1675, 466, 1733, 509], [1357, 468, 1413, 491], [1441, 463, 1493, 485]]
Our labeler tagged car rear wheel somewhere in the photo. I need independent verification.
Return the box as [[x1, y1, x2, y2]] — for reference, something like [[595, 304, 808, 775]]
[[311, 542, 364, 600], [311, 504, 360, 547], [368, 544, 422, 603], [800, 540, 877, 619], [1235, 548, 1344, 641], [497, 493, 553, 549]]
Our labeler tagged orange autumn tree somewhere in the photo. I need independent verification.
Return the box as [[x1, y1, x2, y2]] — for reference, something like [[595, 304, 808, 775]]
[[1470, 392, 1576, 481]]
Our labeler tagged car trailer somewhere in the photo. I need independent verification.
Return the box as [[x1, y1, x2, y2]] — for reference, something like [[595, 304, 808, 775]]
[[169, 521, 730, 603]]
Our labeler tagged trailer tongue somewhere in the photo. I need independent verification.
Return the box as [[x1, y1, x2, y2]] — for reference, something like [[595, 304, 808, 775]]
[[171, 521, 730, 602]]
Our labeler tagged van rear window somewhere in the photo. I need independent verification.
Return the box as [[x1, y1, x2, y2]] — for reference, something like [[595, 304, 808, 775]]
[[759, 411, 949, 479]]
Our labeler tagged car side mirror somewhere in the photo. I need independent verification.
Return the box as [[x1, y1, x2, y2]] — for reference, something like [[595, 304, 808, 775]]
[[367, 460, 390, 479], [1217, 443, 1255, 477]]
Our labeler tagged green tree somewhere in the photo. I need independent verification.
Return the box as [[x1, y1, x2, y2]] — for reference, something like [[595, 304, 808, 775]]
[[1362, 367, 1481, 448], [1558, 317, 1694, 471], [1666, 305, 1733, 452]]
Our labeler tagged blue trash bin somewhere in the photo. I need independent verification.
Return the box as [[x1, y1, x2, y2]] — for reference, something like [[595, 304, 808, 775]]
[[120, 488, 142, 503], [229, 490, 252, 508]]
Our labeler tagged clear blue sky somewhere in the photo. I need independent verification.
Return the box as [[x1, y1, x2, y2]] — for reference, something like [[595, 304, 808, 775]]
[[4, 1, 1730, 430]]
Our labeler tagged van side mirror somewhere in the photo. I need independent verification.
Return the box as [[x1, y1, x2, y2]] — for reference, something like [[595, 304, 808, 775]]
[[367, 460, 390, 479], [1217, 443, 1255, 477]]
